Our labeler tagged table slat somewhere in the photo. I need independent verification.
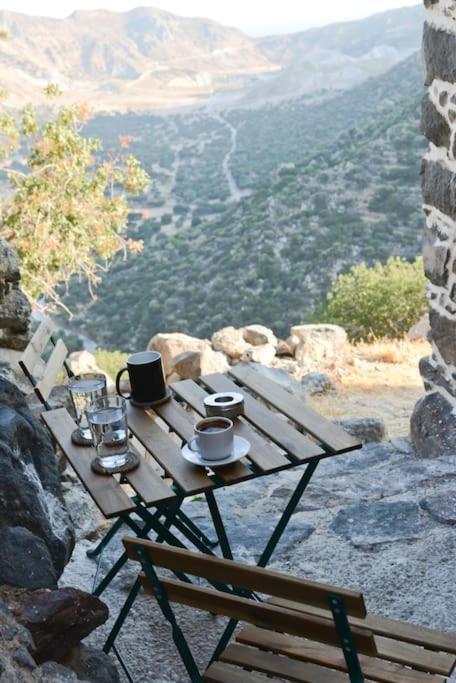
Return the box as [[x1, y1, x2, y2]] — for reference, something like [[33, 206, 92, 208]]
[[123, 455, 176, 506], [42, 408, 135, 519], [230, 364, 361, 453], [201, 374, 325, 462], [171, 379, 289, 473], [126, 403, 214, 495], [154, 396, 254, 484]]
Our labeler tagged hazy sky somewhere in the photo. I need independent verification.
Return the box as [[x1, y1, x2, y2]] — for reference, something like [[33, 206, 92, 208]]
[[0, 0, 422, 35]]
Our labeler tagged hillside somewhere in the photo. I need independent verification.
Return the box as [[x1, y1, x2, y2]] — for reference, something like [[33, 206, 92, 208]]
[[0, 4, 423, 110], [62, 52, 425, 350]]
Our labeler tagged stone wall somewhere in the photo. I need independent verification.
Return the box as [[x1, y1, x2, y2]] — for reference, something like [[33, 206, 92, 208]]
[[0, 239, 31, 351], [411, 0, 456, 457]]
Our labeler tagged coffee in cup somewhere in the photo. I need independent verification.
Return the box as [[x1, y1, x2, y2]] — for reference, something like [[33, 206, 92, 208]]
[[188, 417, 234, 461]]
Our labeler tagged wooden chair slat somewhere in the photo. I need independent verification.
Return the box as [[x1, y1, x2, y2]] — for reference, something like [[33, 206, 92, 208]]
[[220, 643, 352, 683], [170, 379, 289, 472], [19, 316, 57, 373], [229, 364, 361, 453], [203, 662, 274, 682], [201, 373, 325, 462], [139, 576, 375, 654], [123, 456, 176, 506], [375, 636, 456, 677], [126, 403, 215, 495], [237, 626, 447, 683], [124, 538, 367, 617], [270, 597, 456, 655], [153, 393, 254, 486], [42, 409, 135, 518], [35, 338, 68, 401]]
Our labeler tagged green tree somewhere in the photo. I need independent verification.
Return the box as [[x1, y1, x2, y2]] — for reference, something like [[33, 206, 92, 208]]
[[0, 91, 149, 312], [323, 256, 427, 340]]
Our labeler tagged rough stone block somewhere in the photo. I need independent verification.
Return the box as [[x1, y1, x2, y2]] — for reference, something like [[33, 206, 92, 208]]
[[421, 93, 451, 148], [420, 491, 456, 524], [411, 391, 456, 457], [423, 240, 450, 286], [423, 23, 456, 85], [422, 159, 456, 221], [331, 500, 422, 546], [429, 308, 456, 365]]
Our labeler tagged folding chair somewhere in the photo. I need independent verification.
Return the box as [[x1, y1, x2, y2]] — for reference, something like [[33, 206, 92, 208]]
[[104, 537, 456, 683]]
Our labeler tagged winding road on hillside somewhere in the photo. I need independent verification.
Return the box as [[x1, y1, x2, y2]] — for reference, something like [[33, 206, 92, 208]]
[[210, 112, 251, 203]]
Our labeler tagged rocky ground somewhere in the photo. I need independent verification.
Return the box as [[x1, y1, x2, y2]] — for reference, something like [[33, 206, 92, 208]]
[[62, 433, 456, 682]]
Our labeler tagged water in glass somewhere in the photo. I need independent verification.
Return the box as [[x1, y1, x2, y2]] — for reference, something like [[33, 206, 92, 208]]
[[87, 396, 129, 471], [68, 374, 106, 440]]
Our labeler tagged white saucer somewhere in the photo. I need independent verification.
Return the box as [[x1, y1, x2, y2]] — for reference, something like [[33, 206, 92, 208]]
[[181, 435, 250, 468]]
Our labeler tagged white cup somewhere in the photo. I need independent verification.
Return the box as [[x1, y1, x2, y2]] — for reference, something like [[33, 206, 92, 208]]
[[188, 417, 234, 461]]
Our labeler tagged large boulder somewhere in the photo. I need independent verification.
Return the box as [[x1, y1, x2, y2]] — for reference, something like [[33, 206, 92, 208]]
[[240, 344, 276, 365], [0, 589, 117, 682], [0, 378, 74, 588], [411, 391, 456, 458], [333, 417, 387, 444], [171, 348, 229, 381], [291, 324, 347, 367], [242, 324, 277, 348], [301, 371, 336, 395], [10, 587, 109, 663], [68, 350, 114, 392], [211, 326, 250, 360], [147, 332, 210, 376]]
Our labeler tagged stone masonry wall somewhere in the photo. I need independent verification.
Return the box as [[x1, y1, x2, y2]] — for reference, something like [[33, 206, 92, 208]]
[[411, 0, 456, 457]]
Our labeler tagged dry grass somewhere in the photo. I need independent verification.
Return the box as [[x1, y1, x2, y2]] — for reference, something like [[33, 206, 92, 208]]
[[306, 338, 431, 437]]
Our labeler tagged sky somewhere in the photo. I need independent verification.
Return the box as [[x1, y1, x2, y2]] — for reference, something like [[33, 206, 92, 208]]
[[0, 0, 421, 35]]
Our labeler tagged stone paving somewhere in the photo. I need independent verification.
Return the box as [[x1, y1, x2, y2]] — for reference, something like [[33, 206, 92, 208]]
[[62, 436, 456, 682]]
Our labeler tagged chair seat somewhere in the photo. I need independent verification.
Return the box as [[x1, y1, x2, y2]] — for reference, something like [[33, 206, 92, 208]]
[[204, 624, 451, 683]]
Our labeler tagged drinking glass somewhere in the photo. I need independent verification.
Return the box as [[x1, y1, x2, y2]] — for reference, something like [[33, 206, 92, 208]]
[[68, 373, 107, 442], [86, 395, 129, 472]]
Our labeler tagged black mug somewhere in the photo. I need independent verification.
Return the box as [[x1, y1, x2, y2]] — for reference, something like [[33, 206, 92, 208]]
[[116, 351, 167, 405]]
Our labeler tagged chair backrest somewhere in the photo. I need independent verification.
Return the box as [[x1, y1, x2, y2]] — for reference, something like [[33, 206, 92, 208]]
[[123, 537, 377, 657], [19, 316, 72, 408]]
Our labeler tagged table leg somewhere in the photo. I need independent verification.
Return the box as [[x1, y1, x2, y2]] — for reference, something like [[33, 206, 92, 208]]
[[205, 490, 233, 560], [257, 459, 319, 568], [174, 507, 218, 548], [210, 459, 321, 666]]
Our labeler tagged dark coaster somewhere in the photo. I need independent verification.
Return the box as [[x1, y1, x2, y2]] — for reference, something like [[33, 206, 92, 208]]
[[91, 450, 140, 476], [71, 429, 93, 447], [130, 387, 172, 409]]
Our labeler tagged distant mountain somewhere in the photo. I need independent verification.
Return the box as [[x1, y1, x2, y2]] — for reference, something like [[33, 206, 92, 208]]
[[0, 4, 423, 110], [0, 7, 274, 110], [63, 52, 425, 350]]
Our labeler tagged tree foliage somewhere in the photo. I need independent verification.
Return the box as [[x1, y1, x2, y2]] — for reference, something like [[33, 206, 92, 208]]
[[322, 256, 427, 340], [0, 92, 149, 312]]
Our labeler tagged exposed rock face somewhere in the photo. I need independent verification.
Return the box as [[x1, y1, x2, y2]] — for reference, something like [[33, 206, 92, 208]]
[[412, 1, 456, 457], [0, 239, 32, 351], [0, 378, 74, 588]]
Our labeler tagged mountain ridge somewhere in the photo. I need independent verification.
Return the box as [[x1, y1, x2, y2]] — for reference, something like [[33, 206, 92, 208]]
[[0, 4, 423, 110]]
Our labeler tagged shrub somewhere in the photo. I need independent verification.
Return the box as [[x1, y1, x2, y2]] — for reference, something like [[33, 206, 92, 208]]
[[95, 349, 128, 380], [323, 256, 427, 340]]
